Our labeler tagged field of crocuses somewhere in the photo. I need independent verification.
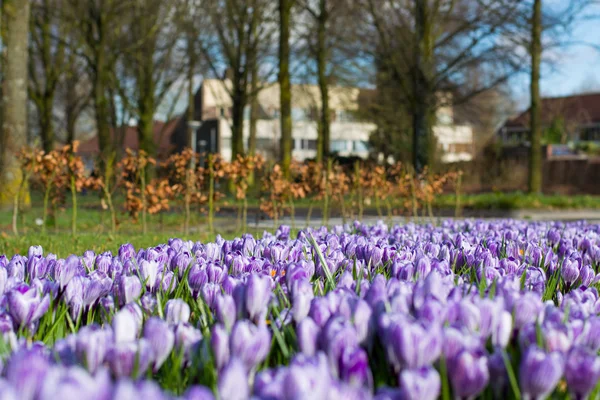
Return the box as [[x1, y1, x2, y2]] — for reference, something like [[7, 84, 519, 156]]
[[1, 219, 600, 399]]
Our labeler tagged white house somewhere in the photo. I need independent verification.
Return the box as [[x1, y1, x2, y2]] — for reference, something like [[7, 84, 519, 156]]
[[193, 79, 374, 162], [183, 79, 473, 163]]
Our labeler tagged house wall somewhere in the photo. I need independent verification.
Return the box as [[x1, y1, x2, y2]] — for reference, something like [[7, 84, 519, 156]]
[[217, 117, 375, 162], [433, 124, 474, 162]]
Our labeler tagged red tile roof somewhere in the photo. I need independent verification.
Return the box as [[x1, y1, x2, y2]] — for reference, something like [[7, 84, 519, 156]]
[[504, 93, 600, 129], [78, 119, 181, 158]]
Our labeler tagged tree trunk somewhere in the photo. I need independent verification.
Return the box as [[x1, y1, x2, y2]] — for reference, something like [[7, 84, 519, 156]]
[[412, 0, 434, 173], [187, 35, 196, 150], [248, 63, 258, 157], [528, 0, 543, 194], [94, 42, 113, 173], [0, 0, 31, 209], [231, 78, 246, 161], [316, 0, 330, 164], [279, 0, 293, 178], [39, 94, 54, 152]]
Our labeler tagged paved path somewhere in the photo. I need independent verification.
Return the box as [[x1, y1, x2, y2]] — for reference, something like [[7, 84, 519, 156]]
[[250, 210, 600, 230]]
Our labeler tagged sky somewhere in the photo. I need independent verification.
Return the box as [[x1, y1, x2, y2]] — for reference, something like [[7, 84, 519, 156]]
[[511, 3, 600, 107]]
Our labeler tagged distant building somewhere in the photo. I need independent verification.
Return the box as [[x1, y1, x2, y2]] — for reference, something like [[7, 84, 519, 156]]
[[498, 92, 600, 144], [79, 79, 475, 166], [170, 79, 375, 162]]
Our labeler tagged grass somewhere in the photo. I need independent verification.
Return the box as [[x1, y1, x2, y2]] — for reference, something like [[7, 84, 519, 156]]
[[2, 190, 600, 256], [434, 191, 600, 210]]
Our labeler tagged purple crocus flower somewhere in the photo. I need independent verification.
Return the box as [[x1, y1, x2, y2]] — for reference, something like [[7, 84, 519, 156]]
[[229, 320, 271, 371], [140, 260, 159, 291], [215, 295, 236, 331], [562, 258, 580, 286], [165, 299, 191, 325], [119, 243, 136, 261], [184, 386, 216, 400], [116, 274, 142, 306], [399, 367, 441, 400], [385, 319, 442, 370], [339, 346, 372, 389], [218, 359, 248, 400], [106, 339, 153, 378], [291, 278, 314, 323], [565, 346, 600, 399], [113, 309, 139, 343], [144, 317, 175, 372], [6, 284, 50, 329], [297, 317, 320, 357], [75, 326, 113, 374], [449, 350, 489, 399], [38, 366, 112, 400], [245, 274, 272, 323], [5, 348, 50, 400], [210, 324, 230, 370], [519, 346, 564, 400]]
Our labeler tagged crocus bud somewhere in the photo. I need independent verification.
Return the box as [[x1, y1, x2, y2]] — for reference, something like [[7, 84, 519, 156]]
[[113, 309, 138, 343], [210, 324, 230, 371], [5, 348, 49, 400], [140, 260, 159, 291], [565, 346, 600, 399], [117, 275, 142, 306], [449, 350, 489, 399], [245, 274, 271, 323], [144, 317, 174, 372], [291, 279, 314, 323], [519, 346, 564, 400], [561, 258, 580, 286], [340, 346, 372, 389], [399, 367, 441, 400], [218, 359, 248, 400], [297, 318, 319, 357], [215, 295, 236, 331], [106, 339, 153, 378], [118, 243, 136, 261], [165, 299, 191, 325], [230, 321, 271, 371], [28, 245, 43, 259], [75, 326, 112, 374]]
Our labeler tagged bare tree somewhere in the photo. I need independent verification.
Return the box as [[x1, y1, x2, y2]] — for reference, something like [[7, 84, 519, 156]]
[[28, 0, 66, 152], [64, 0, 131, 170], [200, 0, 276, 162], [0, 0, 31, 208], [279, 0, 293, 177], [362, 0, 525, 172], [116, 0, 183, 163]]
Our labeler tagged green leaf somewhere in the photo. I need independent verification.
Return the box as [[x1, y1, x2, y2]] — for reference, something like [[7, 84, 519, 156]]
[[502, 351, 522, 400]]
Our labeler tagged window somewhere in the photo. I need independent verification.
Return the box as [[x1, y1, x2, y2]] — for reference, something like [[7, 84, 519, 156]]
[[257, 138, 275, 149], [336, 110, 356, 122], [220, 108, 225, 117], [301, 139, 317, 150], [243, 105, 251, 120], [292, 108, 309, 122], [331, 140, 347, 152], [352, 141, 369, 152]]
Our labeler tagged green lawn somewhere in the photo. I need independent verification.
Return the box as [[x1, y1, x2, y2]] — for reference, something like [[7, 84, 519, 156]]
[[2, 190, 600, 256]]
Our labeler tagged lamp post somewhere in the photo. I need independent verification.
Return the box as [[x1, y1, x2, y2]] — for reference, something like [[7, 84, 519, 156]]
[[188, 120, 202, 169]]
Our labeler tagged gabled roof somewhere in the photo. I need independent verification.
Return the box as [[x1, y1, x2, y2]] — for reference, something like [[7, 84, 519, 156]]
[[77, 119, 181, 157], [503, 92, 600, 130]]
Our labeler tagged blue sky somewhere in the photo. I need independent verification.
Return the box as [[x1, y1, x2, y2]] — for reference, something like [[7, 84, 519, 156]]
[[512, 4, 600, 106]]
